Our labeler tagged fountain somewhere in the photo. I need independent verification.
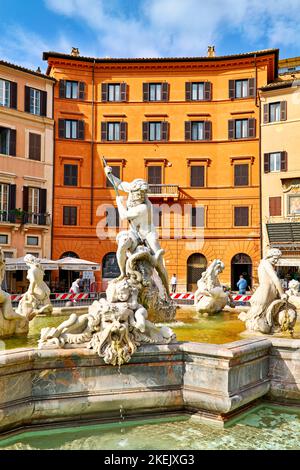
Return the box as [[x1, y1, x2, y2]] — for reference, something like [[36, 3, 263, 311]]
[[194, 259, 228, 315]]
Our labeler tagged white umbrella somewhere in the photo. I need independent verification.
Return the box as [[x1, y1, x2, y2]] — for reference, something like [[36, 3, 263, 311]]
[[5, 256, 59, 271], [56, 257, 100, 271]]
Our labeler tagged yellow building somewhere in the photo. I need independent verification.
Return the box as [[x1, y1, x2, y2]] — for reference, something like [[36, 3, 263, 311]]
[[44, 48, 278, 292], [0, 60, 55, 291], [260, 66, 300, 279]]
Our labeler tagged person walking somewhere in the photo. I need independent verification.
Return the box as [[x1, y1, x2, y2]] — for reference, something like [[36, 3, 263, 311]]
[[237, 275, 248, 295], [69, 278, 81, 304], [171, 274, 177, 293]]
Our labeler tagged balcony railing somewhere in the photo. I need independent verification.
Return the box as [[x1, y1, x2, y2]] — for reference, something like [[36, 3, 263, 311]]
[[148, 184, 179, 198], [0, 211, 50, 226]]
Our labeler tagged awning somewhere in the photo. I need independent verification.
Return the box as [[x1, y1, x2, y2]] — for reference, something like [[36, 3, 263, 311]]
[[5, 257, 59, 271], [276, 258, 300, 267], [55, 257, 100, 271]]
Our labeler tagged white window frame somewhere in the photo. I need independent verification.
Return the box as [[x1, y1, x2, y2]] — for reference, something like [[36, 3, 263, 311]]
[[149, 83, 162, 101], [149, 122, 162, 141], [0, 127, 10, 155], [235, 119, 248, 139], [191, 82, 204, 100], [0, 183, 9, 218], [65, 81, 79, 99], [0, 79, 10, 107], [107, 122, 121, 141], [65, 120, 78, 139], [269, 152, 281, 172], [191, 122, 204, 141], [30, 88, 41, 115], [235, 79, 248, 98], [108, 84, 121, 102], [269, 102, 281, 122]]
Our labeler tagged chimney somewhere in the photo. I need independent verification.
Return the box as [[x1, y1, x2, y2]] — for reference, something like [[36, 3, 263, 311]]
[[36, 67, 41, 73], [71, 47, 80, 57], [207, 46, 216, 57]]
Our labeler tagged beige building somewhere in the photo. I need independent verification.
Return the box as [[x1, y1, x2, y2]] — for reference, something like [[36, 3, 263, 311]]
[[0, 60, 55, 292], [260, 67, 300, 279]]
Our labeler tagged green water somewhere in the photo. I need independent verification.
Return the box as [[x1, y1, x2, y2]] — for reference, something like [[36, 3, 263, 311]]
[[0, 405, 300, 450]]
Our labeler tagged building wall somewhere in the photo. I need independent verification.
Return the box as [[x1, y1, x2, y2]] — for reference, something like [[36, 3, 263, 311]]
[[47, 52, 277, 291], [261, 83, 300, 258], [0, 64, 54, 290]]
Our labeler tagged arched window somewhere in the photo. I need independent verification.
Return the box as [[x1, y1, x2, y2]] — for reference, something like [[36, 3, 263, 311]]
[[187, 253, 207, 292], [102, 252, 120, 279], [231, 253, 252, 289], [60, 251, 79, 259]]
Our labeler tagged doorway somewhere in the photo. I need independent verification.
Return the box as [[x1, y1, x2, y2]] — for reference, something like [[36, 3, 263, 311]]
[[231, 253, 252, 290], [187, 253, 207, 292]]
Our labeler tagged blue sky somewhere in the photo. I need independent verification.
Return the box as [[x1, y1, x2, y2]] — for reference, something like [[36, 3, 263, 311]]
[[0, 0, 299, 72]]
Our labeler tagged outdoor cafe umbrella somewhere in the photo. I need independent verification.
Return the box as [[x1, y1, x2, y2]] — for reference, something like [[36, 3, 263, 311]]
[[55, 257, 100, 271], [5, 257, 59, 271]]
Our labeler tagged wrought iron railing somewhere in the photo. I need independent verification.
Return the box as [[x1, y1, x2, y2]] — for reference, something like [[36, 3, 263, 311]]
[[0, 210, 50, 225]]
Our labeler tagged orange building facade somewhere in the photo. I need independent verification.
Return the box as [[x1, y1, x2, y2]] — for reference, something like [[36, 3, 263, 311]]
[[44, 49, 278, 292]]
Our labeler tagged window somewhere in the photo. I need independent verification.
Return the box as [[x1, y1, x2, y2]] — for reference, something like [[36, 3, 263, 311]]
[[30, 88, 41, 115], [149, 83, 162, 101], [269, 197, 281, 217], [191, 207, 204, 227], [288, 196, 300, 215], [26, 236, 39, 246], [192, 83, 204, 100], [153, 206, 162, 227], [147, 166, 162, 185], [25, 86, 47, 116], [108, 122, 121, 141], [106, 207, 119, 227], [229, 78, 255, 99], [66, 81, 78, 99], [64, 164, 78, 186], [143, 83, 169, 102], [101, 122, 127, 142], [190, 166, 205, 187], [0, 184, 9, 220], [58, 119, 85, 140], [143, 122, 168, 141], [235, 80, 249, 98], [264, 152, 287, 173], [191, 122, 204, 141], [106, 166, 120, 188], [0, 79, 10, 107], [108, 84, 120, 101], [235, 119, 248, 139], [234, 164, 249, 186], [63, 206, 77, 225], [234, 207, 249, 226], [0, 234, 8, 244], [149, 122, 162, 141], [264, 101, 287, 123], [0, 127, 16, 156], [29, 133, 41, 161], [59, 80, 85, 100], [28, 187, 39, 215]]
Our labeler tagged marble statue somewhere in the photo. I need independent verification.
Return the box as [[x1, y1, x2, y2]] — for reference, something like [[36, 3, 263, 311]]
[[194, 259, 228, 315], [38, 279, 176, 366], [286, 279, 300, 310], [103, 162, 176, 322], [16, 255, 52, 319], [0, 248, 29, 338], [239, 249, 297, 335]]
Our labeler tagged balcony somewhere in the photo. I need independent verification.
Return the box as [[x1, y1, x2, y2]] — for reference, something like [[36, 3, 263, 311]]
[[148, 184, 179, 199], [0, 211, 50, 226]]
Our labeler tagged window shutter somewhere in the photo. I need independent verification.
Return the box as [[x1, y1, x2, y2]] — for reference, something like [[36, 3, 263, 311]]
[[228, 119, 235, 139], [229, 80, 235, 99], [191, 166, 205, 187], [143, 83, 149, 101], [24, 86, 30, 112], [162, 83, 169, 101], [101, 83, 108, 102], [10, 81, 17, 109], [248, 78, 255, 97], [148, 166, 162, 184], [248, 118, 256, 138], [185, 121, 192, 141], [204, 82, 212, 100], [78, 120, 85, 140], [40, 91, 47, 117], [280, 101, 287, 121], [39, 188, 47, 225], [185, 82, 192, 101], [269, 197, 281, 216], [120, 122, 127, 142], [23, 186, 29, 212], [161, 121, 169, 141], [264, 153, 270, 173], [142, 122, 149, 141], [120, 83, 127, 101], [79, 82, 85, 100], [29, 133, 41, 161], [263, 104, 269, 123], [281, 151, 287, 171], [59, 80, 66, 98], [204, 121, 212, 140], [101, 122, 107, 141], [9, 129, 16, 156], [234, 164, 249, 186], [58, 119, 65, 138], [8, 184, 16, 222]]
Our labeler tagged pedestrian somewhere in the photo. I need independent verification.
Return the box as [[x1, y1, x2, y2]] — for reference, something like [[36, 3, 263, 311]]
[[171, 274, 177, 293], [69, 278, 81, 304], [237, 275, 248, 295]]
